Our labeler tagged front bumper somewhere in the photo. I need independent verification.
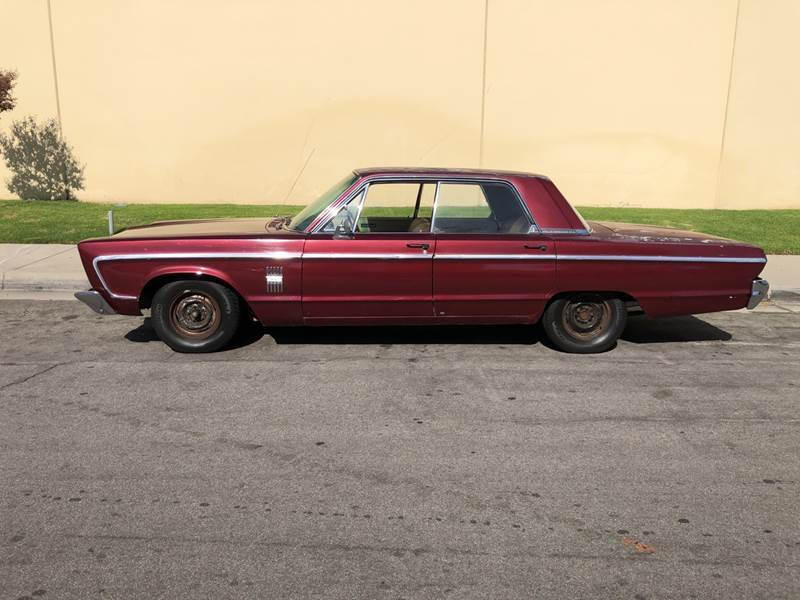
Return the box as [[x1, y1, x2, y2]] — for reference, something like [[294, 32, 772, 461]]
[[75, 290, 117, 315], [747, 278, 770, 309]]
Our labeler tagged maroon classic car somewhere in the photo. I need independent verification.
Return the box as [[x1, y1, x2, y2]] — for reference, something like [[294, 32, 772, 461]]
[[75, 168, 769, 353]]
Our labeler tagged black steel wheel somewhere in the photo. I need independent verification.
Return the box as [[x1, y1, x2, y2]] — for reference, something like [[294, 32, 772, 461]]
[[542, 294, 627, 354], [151, 280, 240, 353]]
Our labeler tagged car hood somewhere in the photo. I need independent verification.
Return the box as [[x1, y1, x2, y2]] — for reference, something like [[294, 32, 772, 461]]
[[112, 217, 297, 239], [587, 221, 748, 246]]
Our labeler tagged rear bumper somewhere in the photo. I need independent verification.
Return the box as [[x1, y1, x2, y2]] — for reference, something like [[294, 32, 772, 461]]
[[75, 290, 117, 315], [747, 278, 770, 309]]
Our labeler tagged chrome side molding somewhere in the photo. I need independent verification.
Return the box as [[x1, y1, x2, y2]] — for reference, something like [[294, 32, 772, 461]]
[[557, 254, 767, 264], [302, 253, 432, 260], [434, 253, 557, 260], [92, 251, 302, 299], [747, 278, 770, 309], [539, 228, 591, 236], [75, 290, 117, 315]]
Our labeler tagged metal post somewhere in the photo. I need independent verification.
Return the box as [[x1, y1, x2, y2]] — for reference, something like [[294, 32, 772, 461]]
[[108, 210, 114, 236]]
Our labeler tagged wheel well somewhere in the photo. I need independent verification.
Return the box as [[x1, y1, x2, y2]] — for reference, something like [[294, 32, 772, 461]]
[[139, 274, 249, 313], [546, 291, 643, 314]]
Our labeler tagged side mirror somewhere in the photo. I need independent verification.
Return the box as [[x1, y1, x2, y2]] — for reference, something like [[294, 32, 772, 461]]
[[333, 224, 354, 240]]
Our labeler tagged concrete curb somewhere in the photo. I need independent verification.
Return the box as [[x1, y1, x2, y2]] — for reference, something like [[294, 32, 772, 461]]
[[770, 289, 800, 301], [1, 275, 90, 291]]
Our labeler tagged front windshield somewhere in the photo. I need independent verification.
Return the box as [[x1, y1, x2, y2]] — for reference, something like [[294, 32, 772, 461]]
[[287, 173, 358, 232]]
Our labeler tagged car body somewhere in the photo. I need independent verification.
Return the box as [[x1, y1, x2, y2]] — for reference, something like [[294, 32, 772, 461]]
[[75, 167, 769, 353]]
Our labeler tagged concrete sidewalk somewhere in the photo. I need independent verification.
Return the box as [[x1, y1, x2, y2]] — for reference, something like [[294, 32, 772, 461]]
[[1, 243, 798, 293], [0, 244, 88, 291]]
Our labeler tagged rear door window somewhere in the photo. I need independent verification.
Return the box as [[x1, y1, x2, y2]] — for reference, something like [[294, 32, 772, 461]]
[[433, 182, 531, 234]]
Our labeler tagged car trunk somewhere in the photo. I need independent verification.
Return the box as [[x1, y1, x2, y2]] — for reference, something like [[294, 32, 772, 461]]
[[587, 221, 751, 247]]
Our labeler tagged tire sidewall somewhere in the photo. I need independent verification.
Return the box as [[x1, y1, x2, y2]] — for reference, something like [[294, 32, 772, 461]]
[[542, 296, 627, 354], [151, 280, 240, 353]]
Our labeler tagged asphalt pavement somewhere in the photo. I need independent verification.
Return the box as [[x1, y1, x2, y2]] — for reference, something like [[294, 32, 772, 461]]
[[1, 298, 799, 599]]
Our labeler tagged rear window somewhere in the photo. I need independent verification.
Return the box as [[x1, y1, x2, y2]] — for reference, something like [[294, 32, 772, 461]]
[[432, 182, 531, 234]]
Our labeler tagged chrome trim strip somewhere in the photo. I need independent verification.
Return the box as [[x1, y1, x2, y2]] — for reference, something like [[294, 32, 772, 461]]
[[430, 180, 441, 231], [92, 252, 301, 299], [557, 254, 767, 264], [92, 249, 767, 300], [434, 253, 557, 260], [302, 253, 432, 260], [352, 182, 369, 232], [310, 185, 366, 234], [539, 228, 591, 236]]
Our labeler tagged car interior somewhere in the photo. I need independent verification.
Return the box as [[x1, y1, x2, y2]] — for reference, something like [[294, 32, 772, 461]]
[[327, 181, 532, 235]]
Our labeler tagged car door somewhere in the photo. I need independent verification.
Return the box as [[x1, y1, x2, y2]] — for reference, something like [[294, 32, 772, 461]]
[[432, 180, 556, 322], [302, 181, 437, 323]]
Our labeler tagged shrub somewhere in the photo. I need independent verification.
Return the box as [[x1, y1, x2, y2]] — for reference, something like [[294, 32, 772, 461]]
[[0, 116, 85, 200], [0, 70, 16, 114]]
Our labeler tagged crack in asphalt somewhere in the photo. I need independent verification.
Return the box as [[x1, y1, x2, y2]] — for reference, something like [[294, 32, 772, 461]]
[[0, 362, 63, 391], [64, 532, 489, 558]]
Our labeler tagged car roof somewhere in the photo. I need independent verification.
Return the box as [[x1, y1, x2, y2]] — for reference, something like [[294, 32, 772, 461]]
[[353, 166, 550, 180]]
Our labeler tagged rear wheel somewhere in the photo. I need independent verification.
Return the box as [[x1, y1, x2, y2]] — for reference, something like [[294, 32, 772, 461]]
[[151, 280, 240, 353], [542, 294, 627, 354]]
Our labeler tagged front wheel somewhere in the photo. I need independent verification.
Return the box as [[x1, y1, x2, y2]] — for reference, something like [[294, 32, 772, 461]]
[[541, 294, 627, 354], [151, 280, 240, 353]]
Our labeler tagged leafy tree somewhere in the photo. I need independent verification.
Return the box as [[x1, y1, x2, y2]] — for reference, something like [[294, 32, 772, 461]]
[[0, 116, 85, 200], [0, 70, 16, 114]]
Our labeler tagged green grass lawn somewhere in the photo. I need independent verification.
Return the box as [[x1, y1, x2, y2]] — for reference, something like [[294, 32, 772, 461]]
[[576, 207, 800, 255], [0, 200, 304, 245], [0, 199, 797, 254]]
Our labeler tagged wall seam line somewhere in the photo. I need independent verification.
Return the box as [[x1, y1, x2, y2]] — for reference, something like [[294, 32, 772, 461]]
[[714, 0, 741, 209], [46, 0, 63, 136], [478, 0, 489, 167]]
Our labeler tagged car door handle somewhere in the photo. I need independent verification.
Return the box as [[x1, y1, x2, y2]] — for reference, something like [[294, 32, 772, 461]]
[[407, 243, 430, 250], [524, 244, 548, 251]]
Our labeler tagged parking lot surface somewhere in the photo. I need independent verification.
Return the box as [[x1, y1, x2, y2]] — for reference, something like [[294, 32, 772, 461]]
[[1, 299, 799, 599]]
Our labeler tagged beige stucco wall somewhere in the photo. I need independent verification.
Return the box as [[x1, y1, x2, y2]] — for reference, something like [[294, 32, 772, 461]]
[[0, 0, 797, 209], [715, 0, 800, 209]]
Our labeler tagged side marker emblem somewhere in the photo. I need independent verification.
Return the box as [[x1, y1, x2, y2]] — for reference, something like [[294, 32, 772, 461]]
[[266, 266, 283, 293]]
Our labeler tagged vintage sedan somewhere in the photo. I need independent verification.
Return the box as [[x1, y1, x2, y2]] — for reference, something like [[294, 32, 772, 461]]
[[75, 168, 769, 353]]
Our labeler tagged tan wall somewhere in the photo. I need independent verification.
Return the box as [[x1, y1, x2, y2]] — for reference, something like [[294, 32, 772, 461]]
[[0, 0, 798, 209]]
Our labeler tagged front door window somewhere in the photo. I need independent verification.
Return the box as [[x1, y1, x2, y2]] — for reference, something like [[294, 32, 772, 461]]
[[321, 182, 436, 234]]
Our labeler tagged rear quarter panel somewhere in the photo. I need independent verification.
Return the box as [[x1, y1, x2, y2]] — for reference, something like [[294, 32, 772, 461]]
[[554, 236, 766, 317]]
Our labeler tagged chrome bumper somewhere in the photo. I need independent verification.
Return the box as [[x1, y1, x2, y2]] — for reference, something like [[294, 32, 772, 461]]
[[75, 290, 117, 315], [747, 278, 770, 309]]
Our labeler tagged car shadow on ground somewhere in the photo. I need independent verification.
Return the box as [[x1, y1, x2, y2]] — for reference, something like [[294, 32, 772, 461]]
[[621, 315, 732, 344], [265, 316, 731, 347], [124, 315, 732, 350], [124, 319, 543, 346], [265, 324, 543, 345], [124, 319, 159, 343], [124, 317, 266, 350]]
